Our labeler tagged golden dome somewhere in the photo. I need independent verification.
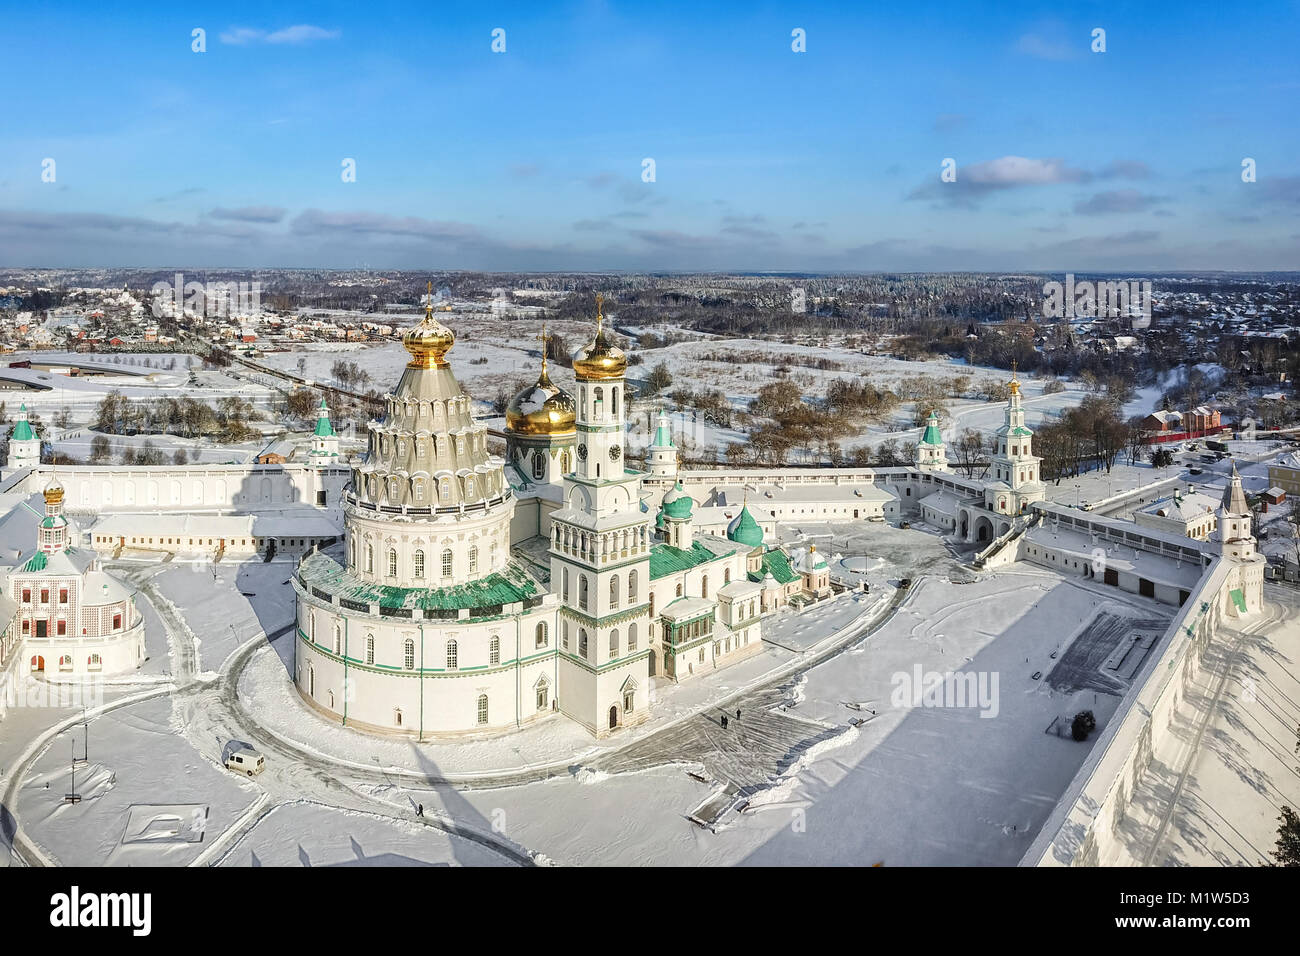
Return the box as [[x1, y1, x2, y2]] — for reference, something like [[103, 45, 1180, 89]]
[[404, 282, 455, 369], [506, 362, 577, 437], [1008, 359, 1020, 396], [572, 292, 627, 381], [43, 479, 64, 507]]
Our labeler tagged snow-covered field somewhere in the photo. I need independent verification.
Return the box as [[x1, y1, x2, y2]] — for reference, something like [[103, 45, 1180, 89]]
[[214, 801, 511, 867], [17, 697, 259, 866]]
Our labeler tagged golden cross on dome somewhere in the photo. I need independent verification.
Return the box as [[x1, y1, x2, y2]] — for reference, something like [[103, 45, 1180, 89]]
[[538, 322, 549, 371], [595, 291, 604, 331], [425, 280, 433, 319]]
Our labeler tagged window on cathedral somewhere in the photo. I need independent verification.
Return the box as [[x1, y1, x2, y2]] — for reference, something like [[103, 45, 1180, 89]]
[[578, 630, 588, 659], [609, 629, 618, 656], [469, 547, 479, 573], [702, 575, 709, 599], [366, 545, 374, 573], [628, 623, 637, 651], [535, 621, 548, 648], [387, 548, 397, 577], [562, 567, 570, 602], [490, 636, 500, 666], [536, 681, 549, 711], [441, 549, 453, 577], [579, 576, 589, 611], [366, 635, 375, 665], [629, 570, 638, 602], [413, 550, 425, 578], [57, 620, 66, 636], [113, 613, 121, 630], [610, 575, 620, 610], [403, 639, 415, 670], [21, 589, 30, 603], [532, 453, 545, 480], [477, 694, 489, 725], [446, 639, 458, 670]]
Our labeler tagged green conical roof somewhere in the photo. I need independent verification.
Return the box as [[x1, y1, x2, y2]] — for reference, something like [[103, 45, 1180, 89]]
[[920, 411, 942, 447], [726, 503, 764, 547], [314, 399, 335, 438], [11, 406, 33, 442], [653, 412, 674, 448]]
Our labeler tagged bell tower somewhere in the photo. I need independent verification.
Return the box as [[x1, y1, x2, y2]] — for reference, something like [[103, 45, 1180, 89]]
[[549, 293, 652, 736]]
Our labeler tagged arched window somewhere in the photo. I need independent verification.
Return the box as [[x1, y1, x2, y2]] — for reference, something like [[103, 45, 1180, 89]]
[[675, 582, 683, 597], [477, 694, 489, 725], [441, 549, 453, 577], [561, 449, 571, 473], [468, 546, 479, 573], [609, 575, 620, 610], [349, 536, 356, 568], [578, 629, 588, 659], [465, 477, 475, 498], [628, 623, 637, 652], [333, 625, 341, 655], [413, 480, 425, 501], [446, 639, 458, 669], [609, 629, 619, 656], [579, 575, 589, 611], [387, 548, 397, 577], [489, 635, 500, 666], [535, 621, 548, 648], [724, 567, 731, 584], [413, 550, 425, 578], [310, 612, 316, 642], [536, 678, 549, 711], [649, 593, 655, 617], [365, 634, 375, 665], [403, 638, 415, 670], [562, 567, 570, 602], [611, 386, 618, 416], [702, 575, 709, 598], [438, 478, 451, 502], [629, 570, 638, 602], [366, 544, 374, 573], [532, 452, 545, 480]]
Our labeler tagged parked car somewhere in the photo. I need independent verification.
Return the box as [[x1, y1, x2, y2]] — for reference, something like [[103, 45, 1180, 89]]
[[225, 744, 265, 777]]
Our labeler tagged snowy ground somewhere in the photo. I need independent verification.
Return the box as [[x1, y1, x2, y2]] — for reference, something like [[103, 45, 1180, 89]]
[[214, 801, 511, 867], [16, 697, 259, 866], [138, 557, 299, 676]]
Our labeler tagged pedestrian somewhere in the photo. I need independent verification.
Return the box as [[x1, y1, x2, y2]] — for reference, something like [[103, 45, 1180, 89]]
[[735, 708, 741, 720], [721, 715, 728, 729], [416, 803, 423, 817]]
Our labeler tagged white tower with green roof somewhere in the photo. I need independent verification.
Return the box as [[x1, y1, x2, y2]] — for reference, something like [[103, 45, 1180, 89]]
[[7, 404, 40, 470], [916, 409, 948, 472], [308, 397, 340, 467], [647, 408, 677, 478]]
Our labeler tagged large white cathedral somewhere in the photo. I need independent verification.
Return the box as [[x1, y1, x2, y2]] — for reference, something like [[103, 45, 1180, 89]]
[[291, 296, 815, 739]]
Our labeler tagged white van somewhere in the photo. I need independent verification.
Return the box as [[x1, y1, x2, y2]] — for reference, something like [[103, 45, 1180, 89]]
[[225, 746, 265, 776]]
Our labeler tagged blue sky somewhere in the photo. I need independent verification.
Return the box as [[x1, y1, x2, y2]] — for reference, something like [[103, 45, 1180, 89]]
[[1, 0, 1297, 271]]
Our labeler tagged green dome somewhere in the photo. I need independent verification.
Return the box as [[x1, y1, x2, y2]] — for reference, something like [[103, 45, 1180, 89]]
[[726, 504, 764, 547], [662, 481, 693, 519]]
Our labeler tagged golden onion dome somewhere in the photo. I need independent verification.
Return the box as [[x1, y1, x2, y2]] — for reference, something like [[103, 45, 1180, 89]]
[[572, 292, 627, 381], [506, 362, 577, 436], [404, 282, 456, 369], [43, 478, 65, 507]]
